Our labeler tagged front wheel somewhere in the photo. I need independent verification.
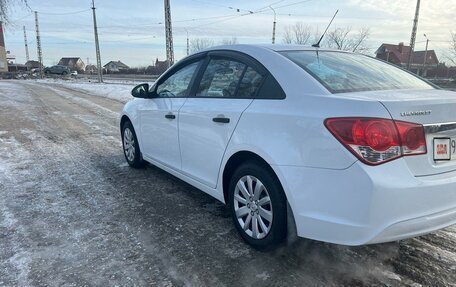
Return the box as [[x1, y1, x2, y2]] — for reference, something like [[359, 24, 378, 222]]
[[121, 121, 145, 168], [229, 161, 287, 250]]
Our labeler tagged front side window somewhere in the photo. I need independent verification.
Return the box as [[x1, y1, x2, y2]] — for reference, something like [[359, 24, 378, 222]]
[[156, 61, 199, 97], [280, 51, 433, 94], [196, 59, 246, 98]]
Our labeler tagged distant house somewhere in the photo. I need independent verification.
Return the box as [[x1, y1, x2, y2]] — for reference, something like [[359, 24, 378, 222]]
[[58, 57, 86, 73], [103, 60, 129, 73], [6, 50, 15, 64], [25, 60, 42, 70], [85, 64, 98, 74], [375, 42, 439, 76], [146, 58, 169, 75], [6, 50, 27, 72], [8, 63, 27, 72]]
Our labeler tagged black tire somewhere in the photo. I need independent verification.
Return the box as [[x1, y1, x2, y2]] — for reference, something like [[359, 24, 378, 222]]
[[228, 161, 287, 250], [121, 121, 145, 168], [62, 71, 68, 75], [44, 70, 50, 75]]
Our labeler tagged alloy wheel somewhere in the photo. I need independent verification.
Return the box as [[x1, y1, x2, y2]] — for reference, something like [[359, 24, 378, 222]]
[[234, 175, 273, 239], [123, 127, 135, 162]]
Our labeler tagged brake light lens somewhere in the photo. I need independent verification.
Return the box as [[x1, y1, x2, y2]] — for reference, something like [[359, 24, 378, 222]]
[[325, 117, 427, 165]]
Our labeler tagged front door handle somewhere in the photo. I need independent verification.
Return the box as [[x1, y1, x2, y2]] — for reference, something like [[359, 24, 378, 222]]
[[212, 117, 230, 124], [165, 113, 176, 119]]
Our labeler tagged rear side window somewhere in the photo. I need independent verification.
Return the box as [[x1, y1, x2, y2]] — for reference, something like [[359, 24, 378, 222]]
[[237, 67, 264, 98], [280, 51, 433, 94], [196, 59, 246, 98]]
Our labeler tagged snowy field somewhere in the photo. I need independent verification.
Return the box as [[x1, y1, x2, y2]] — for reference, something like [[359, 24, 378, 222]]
[[0, 79, 455, 286], [36, 78, 155, 103]]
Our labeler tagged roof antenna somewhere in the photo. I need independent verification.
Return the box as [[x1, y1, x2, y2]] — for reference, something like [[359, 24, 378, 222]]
[[312, 9, 339, 48]]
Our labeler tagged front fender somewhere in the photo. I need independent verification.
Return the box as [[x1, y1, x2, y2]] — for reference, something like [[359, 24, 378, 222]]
[[120, 99, 143, 147]]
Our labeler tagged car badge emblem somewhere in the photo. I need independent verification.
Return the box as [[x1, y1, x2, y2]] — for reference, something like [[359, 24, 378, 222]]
[[400, 110, 431, 117]]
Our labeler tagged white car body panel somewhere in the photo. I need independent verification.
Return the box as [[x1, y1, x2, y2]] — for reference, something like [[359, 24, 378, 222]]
[[120, 44, 456, 246], [179, 98, 253, 188], [230, 95, 392, 169], [273, 160, 456, 245], [145, 154, 225, 203], [139, 97, 187, 170]]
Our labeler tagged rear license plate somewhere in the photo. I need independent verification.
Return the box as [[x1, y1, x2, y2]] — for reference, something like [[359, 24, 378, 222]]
[[433, 138, 456, 161]]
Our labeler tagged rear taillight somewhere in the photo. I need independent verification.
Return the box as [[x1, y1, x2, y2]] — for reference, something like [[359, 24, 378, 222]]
[[325, 117, 427, 165]]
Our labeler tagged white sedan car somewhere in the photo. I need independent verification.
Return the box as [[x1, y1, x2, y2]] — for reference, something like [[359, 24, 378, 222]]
[[120, 45, 456, 249]]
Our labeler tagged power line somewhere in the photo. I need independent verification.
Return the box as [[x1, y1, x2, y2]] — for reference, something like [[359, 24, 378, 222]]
[[189, 0, 284, 14], [274, 12, 402, 21], [102, 36, 158, 43], [190, 0, 314, 29], [10, 12, 33, 22], [96, 14, 241, 30], [272, 0, 316, 10], [190, 0, 252, 13], [36, 9, 91, 16]]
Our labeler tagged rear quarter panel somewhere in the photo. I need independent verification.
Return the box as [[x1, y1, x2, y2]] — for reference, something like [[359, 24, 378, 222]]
[[227, 95, 393, 169]]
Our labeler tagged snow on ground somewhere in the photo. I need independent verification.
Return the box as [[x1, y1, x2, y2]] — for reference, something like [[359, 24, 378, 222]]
[[35, 78, 155, 103]]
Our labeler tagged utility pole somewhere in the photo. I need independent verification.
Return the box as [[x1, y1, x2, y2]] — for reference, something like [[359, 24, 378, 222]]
[[406, 0, 420, 71], [269, 6, 276, 44], [164, 0, 174, 67], [422, 34, 429, 77], [92, 0, 103, 83], [23, 26, 30, 62], [34, 11, 43, 79]]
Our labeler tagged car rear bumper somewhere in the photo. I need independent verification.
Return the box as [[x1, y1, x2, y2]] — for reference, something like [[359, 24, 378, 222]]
[[367, 205, 456, 244], [272, 159, 456, 245]]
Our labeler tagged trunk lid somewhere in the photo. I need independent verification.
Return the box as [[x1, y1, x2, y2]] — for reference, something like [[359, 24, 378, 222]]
[[337, 88, 456, 176]]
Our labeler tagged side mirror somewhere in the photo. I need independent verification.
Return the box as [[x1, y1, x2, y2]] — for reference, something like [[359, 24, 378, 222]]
[[131, 83, 152, 98]]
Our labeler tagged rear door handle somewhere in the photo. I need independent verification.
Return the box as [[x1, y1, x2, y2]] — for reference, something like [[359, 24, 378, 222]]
[[212, 117, 230, 124], [165, 113, 176, 119]]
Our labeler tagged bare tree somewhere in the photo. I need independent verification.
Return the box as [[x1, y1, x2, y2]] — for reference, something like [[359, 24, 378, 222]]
[[1, 0, 28, 23], [190, 38, 215, 53], [449, 31, 456, 66], [325, 27, 370, 53], [221, 37, 238, 45], [282, 23, 312, 45]]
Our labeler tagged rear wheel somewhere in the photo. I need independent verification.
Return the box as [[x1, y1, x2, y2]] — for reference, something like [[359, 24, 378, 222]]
[[62, 71, 68, 75], [121, 121, 145, 168], [229, 161, 287, 250]]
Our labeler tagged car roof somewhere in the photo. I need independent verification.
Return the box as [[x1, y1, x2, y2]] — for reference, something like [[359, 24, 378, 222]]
[[202, 44, 349, 53]]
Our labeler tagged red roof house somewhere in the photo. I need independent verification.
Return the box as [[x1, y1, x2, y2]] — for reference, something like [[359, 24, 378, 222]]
[[375, 42, 439, 75]]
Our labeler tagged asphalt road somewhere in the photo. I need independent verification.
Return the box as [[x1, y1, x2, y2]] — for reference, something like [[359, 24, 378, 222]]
[[0, 80, 455, 287]]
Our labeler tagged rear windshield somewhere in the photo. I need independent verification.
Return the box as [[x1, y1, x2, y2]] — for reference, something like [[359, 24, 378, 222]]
[[280, 51, 433, 94]]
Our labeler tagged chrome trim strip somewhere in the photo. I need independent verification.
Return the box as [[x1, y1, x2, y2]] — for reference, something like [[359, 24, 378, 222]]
[[423, 122, 456, 134]]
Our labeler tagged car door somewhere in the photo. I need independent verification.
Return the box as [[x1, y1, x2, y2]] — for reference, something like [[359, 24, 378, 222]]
[[139, 59, 201, 170], [178, 53, 266, 188]]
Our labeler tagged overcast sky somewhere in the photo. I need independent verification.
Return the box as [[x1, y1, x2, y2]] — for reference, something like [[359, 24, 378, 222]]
[[3, 0, 455, 67]]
